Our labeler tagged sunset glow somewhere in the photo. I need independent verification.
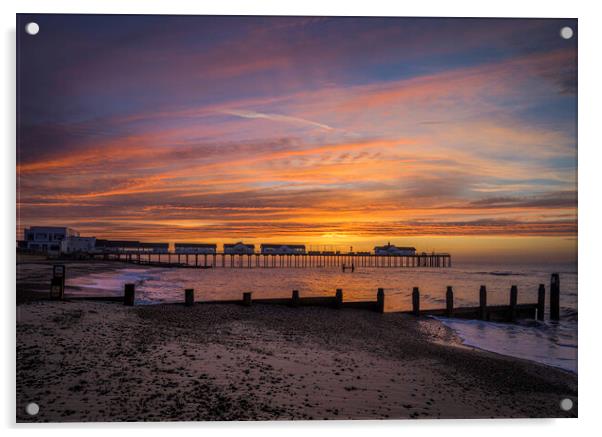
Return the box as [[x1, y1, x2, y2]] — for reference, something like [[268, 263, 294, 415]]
[[17, 16, 577, 262]]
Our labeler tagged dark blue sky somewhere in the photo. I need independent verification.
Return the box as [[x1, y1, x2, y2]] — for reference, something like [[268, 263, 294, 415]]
[[16, 15, 577, 260]]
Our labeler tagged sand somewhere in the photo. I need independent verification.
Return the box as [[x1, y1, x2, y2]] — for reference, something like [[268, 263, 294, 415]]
[[16, 258, 147, 304], [16, 297, 578, 422]]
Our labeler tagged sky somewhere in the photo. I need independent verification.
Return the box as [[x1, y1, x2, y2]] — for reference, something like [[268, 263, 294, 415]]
[[16, 15, 577, 263]]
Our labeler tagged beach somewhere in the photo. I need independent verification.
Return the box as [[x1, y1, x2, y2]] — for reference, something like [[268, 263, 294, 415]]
[[16, 295, 577, 421]]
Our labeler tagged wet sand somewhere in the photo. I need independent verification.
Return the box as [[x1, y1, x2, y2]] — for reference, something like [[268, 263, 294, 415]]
[[16, 258, 147, 304], [16, 298, 577, 422]]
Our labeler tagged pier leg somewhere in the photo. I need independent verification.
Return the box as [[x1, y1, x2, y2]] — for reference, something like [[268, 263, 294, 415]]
[[509, 285, 518, 322], [335, 288, 343, 309], [124, 283, 135, 306], [537, 284, 545, 321], [377, 288, 385, 313], [243, 292, 252, 307], [412, 287, 420, 316], [185, 288, 194, 306], [292, 289, 300, 307], [446, 286, 454, 317], [479, 285, 487, 320], [550, 273, 560, 321]]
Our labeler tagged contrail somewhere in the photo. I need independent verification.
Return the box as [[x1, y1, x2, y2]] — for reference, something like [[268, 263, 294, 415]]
[[221, 109, 334, 131]]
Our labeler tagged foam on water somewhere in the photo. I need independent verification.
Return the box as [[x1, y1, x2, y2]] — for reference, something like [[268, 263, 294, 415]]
[[435, 317, 577, 373]]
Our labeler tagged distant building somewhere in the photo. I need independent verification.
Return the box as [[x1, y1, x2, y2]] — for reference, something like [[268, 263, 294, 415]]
[[94, 240, 138, 253], [260, 244, 306, 255], [22, 226, 79, 254], [94, 240, 168, 253], [139, 242, 169, 253], [175, 243, 217, 254], [60, 236, 96, 254], [374, 242, 416, 256], [223, 242, 255, 254]]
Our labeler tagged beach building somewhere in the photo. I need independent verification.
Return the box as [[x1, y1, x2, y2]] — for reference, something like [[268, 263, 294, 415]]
[[60, 236, 96, 254], [374, 243, 416, 256], [94, 240, 140, 253], [139, 242, 169, 253], [94, 240, 169, 253], [223, 242, 255, 254], [260, 244, 306, 255], [22, 226, 79, 254], [175, 243, 217, 254]]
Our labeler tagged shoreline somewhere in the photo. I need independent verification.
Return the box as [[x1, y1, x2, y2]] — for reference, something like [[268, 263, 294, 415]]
[[17, 298, 577, 421], [17, 260, 578, 377], [433, 316, 578, 374]]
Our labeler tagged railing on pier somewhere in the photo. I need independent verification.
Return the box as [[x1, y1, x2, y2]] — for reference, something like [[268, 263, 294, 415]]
[[92, 251, 452, 269]]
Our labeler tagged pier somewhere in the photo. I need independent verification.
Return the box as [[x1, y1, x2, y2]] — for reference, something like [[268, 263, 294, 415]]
[[92, 251, 452, 269]]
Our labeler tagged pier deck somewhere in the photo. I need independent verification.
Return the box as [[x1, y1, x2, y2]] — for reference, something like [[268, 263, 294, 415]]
[[92, 252, 452, 269]]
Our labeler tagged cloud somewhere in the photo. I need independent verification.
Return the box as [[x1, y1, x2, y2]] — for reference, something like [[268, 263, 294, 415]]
[[16, 17, 577, 251], [221, 109, 334, 131]]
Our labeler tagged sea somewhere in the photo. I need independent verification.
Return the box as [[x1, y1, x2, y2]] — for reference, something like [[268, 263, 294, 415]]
[[67, 262, 578, 373]]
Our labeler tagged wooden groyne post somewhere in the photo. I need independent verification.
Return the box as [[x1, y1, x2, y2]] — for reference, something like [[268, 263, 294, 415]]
[[50, 264, 66, 300], [124, 283, 135, 306], [377, 288, 385, 313], [412, 287, 420, 316], [335, 288, 343, 309], [550, 273, 560, 321], [243, 292, 252, 307], [479, 285, 487, 320], [537, 284, 545, 321], [185, 288, 194, 306], [509, 285, 518, 322], [445, 286, 454, 317], [292, 289, 300, 307]]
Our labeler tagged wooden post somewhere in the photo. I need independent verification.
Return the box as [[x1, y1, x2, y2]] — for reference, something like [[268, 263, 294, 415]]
[[185, 288, 194, 306], [50, 264, 66, 299], [376, 288, 385, 313], [292, 289, 300, 307], [509, 285, 518, 322], [243, 292, 252, 307], [445, 286, 454, 317], [537, 284, 545, 321], [50, 277, 63, 300], [550, 273, 560, 321], [412, 287, 420, 316], [124, 283, 135, 306], [479, 285, 487, 320], [335, 288, 343, 309]]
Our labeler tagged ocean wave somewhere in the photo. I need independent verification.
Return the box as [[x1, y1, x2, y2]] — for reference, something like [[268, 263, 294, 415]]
[[472, 271, 525, 277]]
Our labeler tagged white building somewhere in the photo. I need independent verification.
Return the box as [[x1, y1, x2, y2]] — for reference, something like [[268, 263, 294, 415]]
[[374, 243, 416, 256], [223, 242, 255, 254], [23, 226, 79, 254], [175, 243, 217, 254], [60, 236, 96, 254], [260, 244, 306, 254]]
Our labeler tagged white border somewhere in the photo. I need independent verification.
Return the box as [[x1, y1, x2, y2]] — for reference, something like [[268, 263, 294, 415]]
[[3, 1, 601, 435]]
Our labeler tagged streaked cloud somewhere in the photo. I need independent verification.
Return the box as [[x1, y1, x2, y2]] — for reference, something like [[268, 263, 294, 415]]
[[221, 109, 334, 131], [16, 15, 577, 260]]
